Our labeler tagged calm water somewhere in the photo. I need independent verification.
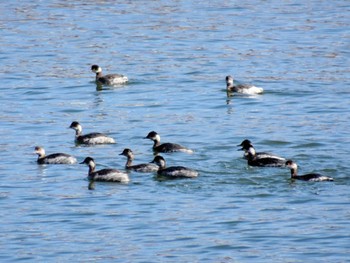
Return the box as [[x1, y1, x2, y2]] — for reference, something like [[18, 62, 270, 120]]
[[1, 0, 349, 262]]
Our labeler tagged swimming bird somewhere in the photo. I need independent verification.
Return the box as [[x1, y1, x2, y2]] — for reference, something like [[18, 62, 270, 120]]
[[119, 148, 159, 173], [144, 131, 193, 154], [34, 146, 77, 164], [69, 121, 116, 145], [80, 157, 129, 183], [244, 143, 286, 167], [238, 139, 286, 160], [91, 65, 128, 86], [285, 160, 334, 182], [151, 155, 198, 179], [226, 75, 263, 94]]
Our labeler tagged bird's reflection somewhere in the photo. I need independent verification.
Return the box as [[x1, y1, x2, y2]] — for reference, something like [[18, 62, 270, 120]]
[[88, 181, 95, 190]]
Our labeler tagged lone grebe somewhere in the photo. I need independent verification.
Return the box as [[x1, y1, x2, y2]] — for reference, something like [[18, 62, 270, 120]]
[[144, 131, 193, 154], [34, 146, 77, 164], [91, 65, 128, 86], [238, 139, 286, 160], [69, 121, 116, 145], [245, 143, 286, 167], [119, 148, 159, 173], [151, 155, 198, 179], [285, 160, 334, 182], [226, 75, 263, 94], [80, 157, 129, 183]]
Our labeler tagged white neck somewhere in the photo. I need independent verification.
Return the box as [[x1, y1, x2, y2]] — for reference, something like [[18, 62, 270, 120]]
[[75, 124, 82, 135], [247, 146, 256, 156], [154, 134, 161, 142], [158, 159, 166, 169], [290, 163, 298, 170], [88, 160, 96, 174], [36, 148, 45, 158]]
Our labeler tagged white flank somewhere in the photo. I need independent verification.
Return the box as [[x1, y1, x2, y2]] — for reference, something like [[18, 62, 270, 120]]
[[240, 86, 264, 95], [87, 136, 115, 145], [111, 76, 128, 85], [46, 156, 77, 164]]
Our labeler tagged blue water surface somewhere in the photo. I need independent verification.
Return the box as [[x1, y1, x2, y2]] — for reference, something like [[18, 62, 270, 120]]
[[0, 0, 349, 262]]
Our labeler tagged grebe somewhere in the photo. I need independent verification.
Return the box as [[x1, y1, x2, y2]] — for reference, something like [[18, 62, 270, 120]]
[[119, 148, 159, 173], [91, 65, 128, 86], [285, 160, 334, 182], [151, 155, 198, 179], [245, 144, 286, 167], [226, 75, 263, 94], [34, 146, 77, 164], [238, 139, 286, 160], [69, 121, 116, 145], [80, 157, 129, 183], [144, 131, 193, 154]]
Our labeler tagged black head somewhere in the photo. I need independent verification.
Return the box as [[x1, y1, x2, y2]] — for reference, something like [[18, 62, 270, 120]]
[[238, 140, 253, 151], [69, 121, 80, 128], [91, 65, 99, 71], [285, 160, 294, 166], [120, 148, 132, 156], [226, 75, 234, 83], [145, 131, 158, 139], [80, 157, 94, 165], [151, 155, 165, 164], [34, 146, 45, 156], [34, 146, 42, 152], [237, 139, 252, 147]]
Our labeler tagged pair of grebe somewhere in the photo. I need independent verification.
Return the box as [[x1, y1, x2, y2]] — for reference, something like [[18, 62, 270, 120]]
[[90, 65, 262, 95], [119, 149, 198, 178], [238, 139, 333, 181], [79, 150, 198, 182]]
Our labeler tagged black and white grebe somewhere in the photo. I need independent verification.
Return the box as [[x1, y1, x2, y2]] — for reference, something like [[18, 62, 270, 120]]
[[226, 75, 263, 94], [91, 65, 128, 86], [151, 155, 198, 179], [244, 143, 286, 167], [238, 139, 286, 160], [285, 160, 334, 182], [80, 157, 129, 183], [144, 131, 193, 154], [119, 148, 159, 173], [69, 121, 116, 145], [34, 146, 77, 164]]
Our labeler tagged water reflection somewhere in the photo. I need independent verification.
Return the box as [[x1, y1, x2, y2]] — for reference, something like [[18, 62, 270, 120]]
[[225, 91, 235, 114], [88, 181, 95, 190], [95, 82, 129, 91], [35, 163, 48, 177]]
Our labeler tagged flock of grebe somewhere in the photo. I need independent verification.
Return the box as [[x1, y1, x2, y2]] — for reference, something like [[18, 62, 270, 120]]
[[33, 65, 334, 184]]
